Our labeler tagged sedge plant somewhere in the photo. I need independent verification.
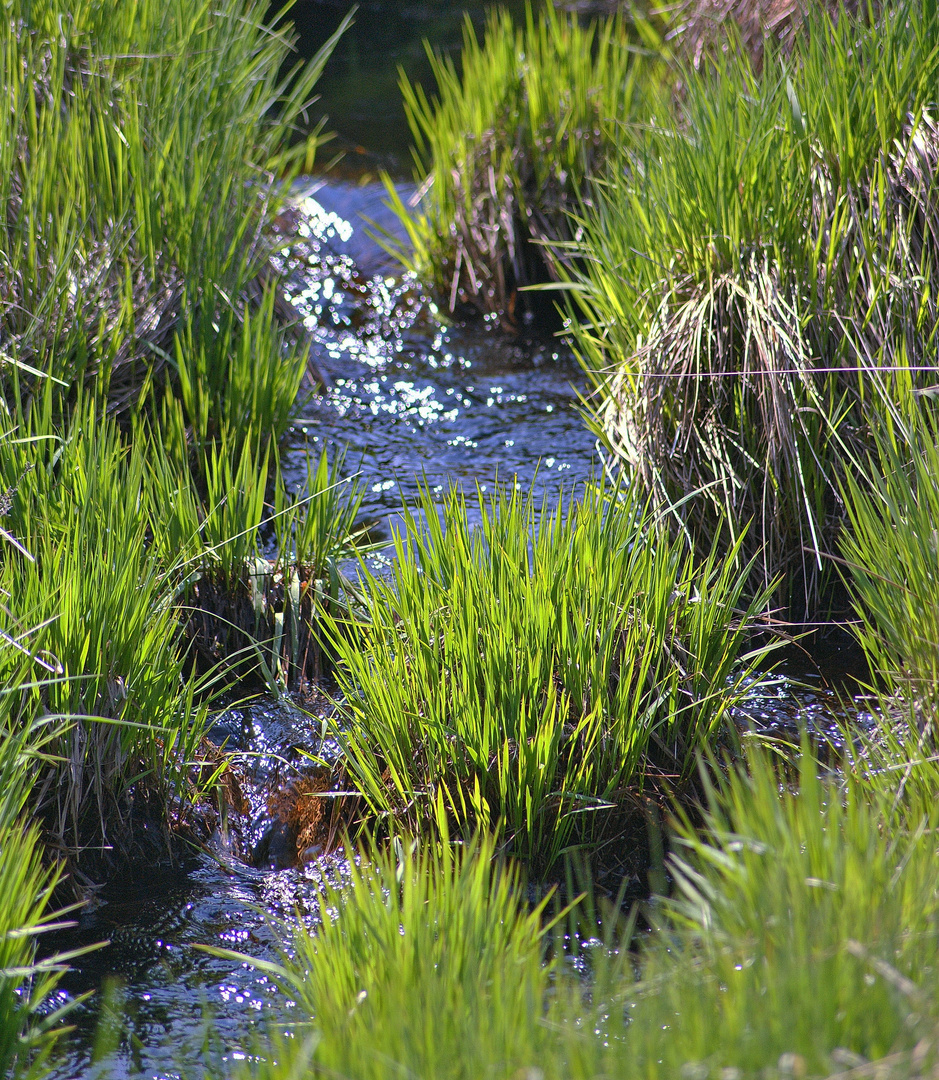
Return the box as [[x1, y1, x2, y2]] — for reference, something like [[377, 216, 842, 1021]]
[[839, 385, 939, 713], [323, 479, 775, 871], [385, 1, 654, 326], [565, 0, 939, 618], [0, 399, 214, 869]]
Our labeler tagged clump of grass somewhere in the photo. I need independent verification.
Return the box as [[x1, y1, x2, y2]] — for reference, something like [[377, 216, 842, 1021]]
[[567, 0, 939, 617], [385, 2, 652, 329], [0, 715, 82, 1080], [258, 835, 565, 1078], [146, 415, 365, 691], [234, 739, 939, 1080], [624, 746, 939, 1077], [670, 0, 874, 73], [839, 388, 939, 712], [0, 0, 349, 446], [0, 399, 214, 871], [324, 480, 774, 871], [0, 389, 367, 875]]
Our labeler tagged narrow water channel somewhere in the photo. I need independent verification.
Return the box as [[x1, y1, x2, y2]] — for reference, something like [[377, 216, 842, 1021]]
[[48, 174, 862, 1080], [46, 7, 863, 1075], [47, 170, 605, 1079]]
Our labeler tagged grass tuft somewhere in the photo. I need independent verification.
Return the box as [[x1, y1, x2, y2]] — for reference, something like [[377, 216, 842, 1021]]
[[324, 479, 775, 871], [385, 1, 653, 329], [0, 0, 351, 447], [566, 0, 939, 616], [840, 388, 939, 713]]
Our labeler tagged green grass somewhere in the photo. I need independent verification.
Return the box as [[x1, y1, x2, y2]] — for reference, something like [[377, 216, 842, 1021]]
[[0, 0, 365, 876], [256, 834, 565, 1078], [323, 480, 774, 870], [564, 0, 939, 617], [226, 737, 939, 1080], [0, 702, 101, 1078], [384, 1, 654, 326], [0, 0, 350, 448], [839, 388, 939, 709], [628, 744, 939, 1077], [146, 412, 365, 691], [0, 391, 366, 865], [0, 399, 213, 867]]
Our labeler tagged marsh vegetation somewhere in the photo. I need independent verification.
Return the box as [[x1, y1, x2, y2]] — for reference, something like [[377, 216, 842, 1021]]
[[3, 0, 939, 1077]]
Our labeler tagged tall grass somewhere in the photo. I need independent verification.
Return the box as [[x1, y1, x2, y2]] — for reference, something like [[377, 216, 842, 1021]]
[[0, 0, 350, 446], [839, 388, 939, 710], [0, 389, 367, 870], [232, 739, 939, 1080], [268, 835, 564, 1078], [324, 480, 774, 870], [0, 0, 366, 880], [626, 746, 939, 1077], [0, 399, 212, 868], [146, 414, 365, 690], [385, 2, 652, 327], [565, 0, 939, 617], [0, 717, 75, 1080]]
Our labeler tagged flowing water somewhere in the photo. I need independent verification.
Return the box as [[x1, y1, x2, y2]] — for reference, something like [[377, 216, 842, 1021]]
[[47, 6, 866, 1075], [49, 153, 606, 1080], [48, 166, 868, 1080]]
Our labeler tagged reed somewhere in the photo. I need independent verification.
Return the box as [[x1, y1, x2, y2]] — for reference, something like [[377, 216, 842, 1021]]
[[385, 1, 653, 328], [323, 480, 774, 871], [565, 0, 939, 618]]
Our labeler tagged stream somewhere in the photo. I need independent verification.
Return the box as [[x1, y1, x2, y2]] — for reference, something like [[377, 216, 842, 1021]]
[[47, 165, 866, 1080], [46, 5, 863, 1076], [48, 167, 607, 1080]]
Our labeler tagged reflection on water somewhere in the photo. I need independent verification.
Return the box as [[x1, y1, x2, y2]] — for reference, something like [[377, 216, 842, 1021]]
[[47, 853, 358, 1079], [274, 177, 601, 556]]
